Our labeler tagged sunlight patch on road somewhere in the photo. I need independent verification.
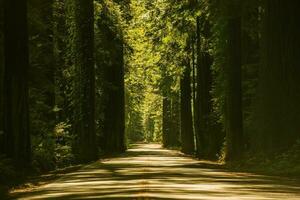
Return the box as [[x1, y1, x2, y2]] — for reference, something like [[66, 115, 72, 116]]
[[14, 144, 300, 200]]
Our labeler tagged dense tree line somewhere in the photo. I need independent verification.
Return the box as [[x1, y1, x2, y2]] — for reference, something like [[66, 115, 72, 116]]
[[126, 0, 300, 165], [0, 0, 300, 194], [0, 0, 127, 179]]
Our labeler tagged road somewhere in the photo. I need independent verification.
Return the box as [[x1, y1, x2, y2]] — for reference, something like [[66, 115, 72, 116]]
[[13, 144, 300, 200]]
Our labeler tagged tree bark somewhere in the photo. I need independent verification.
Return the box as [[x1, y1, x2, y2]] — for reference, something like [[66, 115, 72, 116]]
[[162, 96, 171, 147], [103, 42, 126, 154], [224, 13, 243, 161], [254, 0, 300, 153], [170, 93, 180, 147], [3, 0, 31, 167], [180, 59, 195, 154], [0, 0, 4, 153], [73, 0, 97, 162]]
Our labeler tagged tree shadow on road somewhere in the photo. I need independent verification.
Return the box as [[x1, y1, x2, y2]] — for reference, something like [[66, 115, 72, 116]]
[[11, 144, 300, 200]]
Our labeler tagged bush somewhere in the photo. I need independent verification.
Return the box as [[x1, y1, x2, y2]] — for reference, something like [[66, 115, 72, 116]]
[[32, 122, 75, 172]]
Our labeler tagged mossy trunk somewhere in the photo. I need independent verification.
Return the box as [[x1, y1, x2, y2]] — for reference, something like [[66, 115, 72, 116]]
[[73, 0, 97, 162]]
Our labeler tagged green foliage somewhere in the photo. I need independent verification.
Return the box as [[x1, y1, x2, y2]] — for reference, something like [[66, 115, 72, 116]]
[[1, 0, 299, 188], [32, 122, 74, 172], [124, 0, 197, 143]]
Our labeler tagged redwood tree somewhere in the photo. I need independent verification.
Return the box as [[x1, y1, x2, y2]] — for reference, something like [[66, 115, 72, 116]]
[[73, 0, 97, 162], [224, 1, 244, 161], [253, 0, 300, 153], [180, 59, 195, 154], [3, 0, 31, 167]]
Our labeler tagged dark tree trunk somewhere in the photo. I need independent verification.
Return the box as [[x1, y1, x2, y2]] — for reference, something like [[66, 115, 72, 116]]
[[224, 13, 243, 161], [73, 0, 97, 162], [194, 17, 203, 157], [28, 0, 56, 126], [53, 0, 71, 122], [162, 96, 171, 147], [198, 53, 214, 158], [254, 0, 300, 153], [3, 0, 31, 167], [195, 16, 217, 159], [169, 93, 180, 147], [192, 37, 196, 127], [41, 0, 55, 113], [162, 92, 179, 148], [0, 0, 4, 153], [180, 59, 195, 154], [103, 42, 126, 154]]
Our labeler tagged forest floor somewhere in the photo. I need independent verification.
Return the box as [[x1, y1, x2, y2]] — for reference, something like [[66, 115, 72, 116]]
[[10, 144, 300, 200]]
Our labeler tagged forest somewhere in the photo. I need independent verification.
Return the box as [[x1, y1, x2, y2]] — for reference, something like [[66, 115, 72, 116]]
[[0, 0, 300, 199]]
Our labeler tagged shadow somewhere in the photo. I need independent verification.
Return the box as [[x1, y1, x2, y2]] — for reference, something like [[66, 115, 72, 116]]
[[11, 144, 300, 200]]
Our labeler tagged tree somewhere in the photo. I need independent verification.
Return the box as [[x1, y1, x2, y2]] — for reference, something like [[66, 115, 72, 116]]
[[73, 0, 97, 162], [253, 0, 300, 153], [3, 0, 31, 167], [162, 96, 172, 147], [28, 0, 55, 111], [104, 41, 126, 153], [169, 92, 180, 147], [95, 2, 126, 154], [102, 39, 126, 154], [194, 16, 216, 159], [223, 1, 243, 161], [0, 0, 4, 153], [180, 58, 195, 154]]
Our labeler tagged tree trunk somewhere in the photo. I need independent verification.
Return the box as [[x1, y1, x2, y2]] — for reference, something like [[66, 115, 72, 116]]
[[162, 96, 171, 147], [28, 0, 56, 129], [3, 0, 31, 167], [42, 0, 55, 114], [254, 0, 300, 153], [73, 0, 97, 162], [162, 92, 179, 148], [0, 0, 4, 153], [170, 93, 180, 147], [103, 42, 126, 154], [180, 59, 195, 154], [224, 12, 243, 161]]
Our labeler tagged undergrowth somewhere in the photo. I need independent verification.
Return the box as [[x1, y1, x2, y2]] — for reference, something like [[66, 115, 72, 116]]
[[226, 140, 300, 177]]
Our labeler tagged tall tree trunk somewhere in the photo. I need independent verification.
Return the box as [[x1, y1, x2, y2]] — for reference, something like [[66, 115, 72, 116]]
[[254, 0, 300, 153], [103, 42, 126, 154], [73, 0, 97, 162], [162, 96, 171, 147], [224, 9, 243, 161], [194, 16, 204, 157], [28, 0, 56, 126], [195, 16, 217, 159], [3, 0, 31, 167], [0, 0, 4, 153], [162, 92, 179, 148], [180, 59, 195, 154], [42, 0, 55, 115], [192, 37, 196, 126], [169, 92, 180, 147]]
